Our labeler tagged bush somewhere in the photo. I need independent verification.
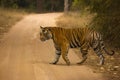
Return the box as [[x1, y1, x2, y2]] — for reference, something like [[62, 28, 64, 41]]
[[71, 0, 120, 48], [91, 14, 120, 48]]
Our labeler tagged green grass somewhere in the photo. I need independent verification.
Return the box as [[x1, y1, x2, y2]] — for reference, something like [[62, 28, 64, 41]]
[[0, 8, 27, 37]]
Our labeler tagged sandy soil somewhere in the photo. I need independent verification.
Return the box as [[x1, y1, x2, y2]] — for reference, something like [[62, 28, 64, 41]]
[[0, 13, 107, 80]]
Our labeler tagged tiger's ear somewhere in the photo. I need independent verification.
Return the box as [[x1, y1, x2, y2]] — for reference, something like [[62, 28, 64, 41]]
[[40, 26, 44, 29]]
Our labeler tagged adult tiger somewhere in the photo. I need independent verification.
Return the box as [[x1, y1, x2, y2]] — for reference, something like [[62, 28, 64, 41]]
[[40, 26, 114, 65]]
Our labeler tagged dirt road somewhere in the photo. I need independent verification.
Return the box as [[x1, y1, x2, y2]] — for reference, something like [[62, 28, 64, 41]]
[[0, 13, 106, 80]]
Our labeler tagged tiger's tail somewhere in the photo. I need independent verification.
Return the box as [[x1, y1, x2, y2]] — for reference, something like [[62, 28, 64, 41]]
[[103, 47, 115, 56]]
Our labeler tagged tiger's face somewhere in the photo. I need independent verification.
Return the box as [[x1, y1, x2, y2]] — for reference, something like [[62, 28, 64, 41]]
[[40, 26, 52, 41]]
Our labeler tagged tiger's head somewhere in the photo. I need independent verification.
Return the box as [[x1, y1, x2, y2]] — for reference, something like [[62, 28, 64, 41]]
[[40, 26, 52, 41]]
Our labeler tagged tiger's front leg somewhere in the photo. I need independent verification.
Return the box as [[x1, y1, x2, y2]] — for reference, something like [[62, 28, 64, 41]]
[[50, 49, 61, 64], [61, 44, 70, 65]]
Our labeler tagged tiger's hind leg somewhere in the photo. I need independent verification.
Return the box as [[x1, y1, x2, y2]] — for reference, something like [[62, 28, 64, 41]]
[[92, 34, 105, 65], [93, 47, 104, 65]]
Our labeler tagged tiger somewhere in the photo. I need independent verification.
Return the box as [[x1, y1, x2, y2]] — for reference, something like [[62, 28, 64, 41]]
[[40, 26, 114, 65]]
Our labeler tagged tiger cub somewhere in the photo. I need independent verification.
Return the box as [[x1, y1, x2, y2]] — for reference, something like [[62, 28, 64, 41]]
[[40, 26, 114, 65]]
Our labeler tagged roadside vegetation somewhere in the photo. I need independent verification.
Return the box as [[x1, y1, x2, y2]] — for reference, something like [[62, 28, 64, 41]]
[[0, 0, 64, 39], [56, 11, 95, 28], [57, 10, 120, 80], [0, 8, 27, 39], [56, 0, 120, 80]]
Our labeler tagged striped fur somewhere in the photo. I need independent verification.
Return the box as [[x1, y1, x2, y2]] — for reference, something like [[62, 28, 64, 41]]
[[40, 26, 114, 65]]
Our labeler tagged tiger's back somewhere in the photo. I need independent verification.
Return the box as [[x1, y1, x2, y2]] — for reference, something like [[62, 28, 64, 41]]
[[49, 27, 92, 48]]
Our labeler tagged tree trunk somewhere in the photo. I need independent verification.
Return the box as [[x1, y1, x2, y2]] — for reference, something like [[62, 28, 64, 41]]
[[64, 0, 69, 13], [37, 0, 43, 13], [51, 0, 55, 11]]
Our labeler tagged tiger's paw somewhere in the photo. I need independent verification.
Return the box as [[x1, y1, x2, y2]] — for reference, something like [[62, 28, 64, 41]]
[[49, 62, 57, 65], [96, 63, 104, 66], [66, 62, 70, 66], [77, 62, 83, 65]]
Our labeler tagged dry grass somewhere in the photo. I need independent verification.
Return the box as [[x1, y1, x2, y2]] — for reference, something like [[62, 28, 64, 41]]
[[0, 8, 27, 38], [56, 12, 120, 80], [56, 12, 95, 28]]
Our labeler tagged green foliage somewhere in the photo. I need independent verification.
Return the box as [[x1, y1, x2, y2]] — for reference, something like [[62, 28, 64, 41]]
[[72, 0, 120, 48], [72, 0, 89, 10], [0, 0, 37, 11], [91, 14, 120, 47], [0, 0, 64, 12]]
